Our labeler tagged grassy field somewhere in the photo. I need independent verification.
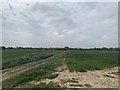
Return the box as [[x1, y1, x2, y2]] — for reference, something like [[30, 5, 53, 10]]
[[2, 49, 119, 88], [65, 50, 119, 72], [2, 49, 60, 69], [3, 52, 65, 88]]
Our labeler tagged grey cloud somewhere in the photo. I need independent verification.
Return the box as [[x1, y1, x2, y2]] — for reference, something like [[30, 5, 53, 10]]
[[2, 2, 118, 48]]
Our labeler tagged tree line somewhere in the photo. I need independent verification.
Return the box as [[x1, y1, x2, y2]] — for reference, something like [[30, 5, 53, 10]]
[[0, 46, 120, 51]]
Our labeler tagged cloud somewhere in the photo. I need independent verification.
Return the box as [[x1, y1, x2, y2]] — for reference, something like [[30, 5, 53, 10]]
[[2, 2, 118, 48]]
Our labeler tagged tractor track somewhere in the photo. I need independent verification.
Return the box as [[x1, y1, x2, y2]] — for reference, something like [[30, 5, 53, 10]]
[[1, 55, 56, 81]]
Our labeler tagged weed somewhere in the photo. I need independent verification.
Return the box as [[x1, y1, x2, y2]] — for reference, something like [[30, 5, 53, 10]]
[[84, 84, 92, 87], [67, 79, 79, 83], [32, 82, 60, 88], [69, 84, 84, 87], [103, 74, 115, 78], [47, 74, 59, 79]]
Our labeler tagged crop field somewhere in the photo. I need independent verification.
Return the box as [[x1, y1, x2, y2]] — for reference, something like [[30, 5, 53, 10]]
[[2, 49, 119, 88], [65, 50, 119, 72], [3, 51, 65, 88], [2, 49, 60, 69]]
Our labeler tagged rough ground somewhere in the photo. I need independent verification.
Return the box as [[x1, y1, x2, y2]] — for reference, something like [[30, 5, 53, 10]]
[[30, 57, 119, 88]]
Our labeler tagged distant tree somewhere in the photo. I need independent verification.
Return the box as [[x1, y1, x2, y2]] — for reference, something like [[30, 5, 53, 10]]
[[64, 46, 69, 50], [2, 46, 6, 50], [94, 47, 97, 50], [102, 47, 108, 50], [114, 48, 118, 51], [8, 47, 13, 49], [118, 47, 120, 51], [109, 47, 114, 50], [16, 47, 23, 49]]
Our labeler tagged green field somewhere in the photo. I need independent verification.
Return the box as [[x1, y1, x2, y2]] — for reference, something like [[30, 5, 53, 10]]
[[2, 49, 60, 69], [65, 50, 119, 72], [3, 52, 65, 88], [2, 49, 119, 88]]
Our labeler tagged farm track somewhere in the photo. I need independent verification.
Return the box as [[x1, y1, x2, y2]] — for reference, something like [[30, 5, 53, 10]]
[[2, 54, 57, 81]]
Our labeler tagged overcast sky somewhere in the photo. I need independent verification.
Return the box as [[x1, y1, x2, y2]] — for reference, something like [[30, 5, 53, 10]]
[[2, 2, 118, 48]]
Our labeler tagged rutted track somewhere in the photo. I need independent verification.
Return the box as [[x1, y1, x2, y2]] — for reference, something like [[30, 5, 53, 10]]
[[2, 55, 57, 81]]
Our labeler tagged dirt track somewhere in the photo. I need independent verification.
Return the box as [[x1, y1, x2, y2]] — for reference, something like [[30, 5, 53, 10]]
[[2, 54, 119, 88], [2, 55, 56, 81]]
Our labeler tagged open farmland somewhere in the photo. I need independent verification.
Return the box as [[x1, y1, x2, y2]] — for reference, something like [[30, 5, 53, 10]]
[[2, 49, 119, 88], [2, 1, 119, 89], [2, 49, 60, 69], [3, 51, 65, 88], [65, 50, 119, 72]]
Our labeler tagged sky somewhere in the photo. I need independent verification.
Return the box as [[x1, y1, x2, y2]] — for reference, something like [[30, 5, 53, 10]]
[[1, 2, 118, 48]]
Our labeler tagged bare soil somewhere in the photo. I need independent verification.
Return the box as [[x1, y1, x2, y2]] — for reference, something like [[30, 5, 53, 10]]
[[30, 57, 119, 88]]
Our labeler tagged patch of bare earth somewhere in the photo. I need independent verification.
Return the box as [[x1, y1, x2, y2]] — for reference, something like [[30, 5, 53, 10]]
[[30, 58, 119, 88]]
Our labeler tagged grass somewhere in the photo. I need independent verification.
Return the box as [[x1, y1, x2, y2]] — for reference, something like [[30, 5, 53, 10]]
[[103, 74, 115, 78], [2, 50, 119, 88], [110, 72, 120, 75], [32, 82, 60, 88], [84, 84, 92, 87], [69, 84, 84, 87], [67, 79, 79, 83], [2, 49, 36, 61], [47, 73, 59, 79], [65, 50, 119, 72], [2, 49, 60, 69], [3, 52, 65, 88], [69, 83, 92, 87]]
